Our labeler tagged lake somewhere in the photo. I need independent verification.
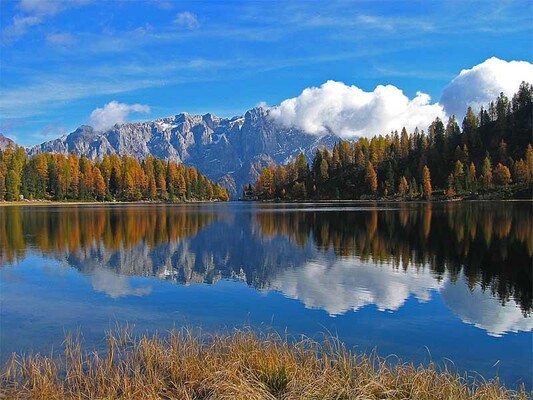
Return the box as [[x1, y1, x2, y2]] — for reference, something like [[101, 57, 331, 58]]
[[0, 201, 531, 389]]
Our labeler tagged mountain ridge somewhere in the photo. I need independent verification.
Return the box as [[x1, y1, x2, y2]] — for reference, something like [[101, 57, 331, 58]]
[[26, 107, 338, 196]]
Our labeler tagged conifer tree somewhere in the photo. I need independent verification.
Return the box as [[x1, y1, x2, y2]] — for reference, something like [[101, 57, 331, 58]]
[[365, 161, 378, 194], [493, 163, 512, 187], [398, 176, 409, 197], [422, 165, 432, 200], [481, 156, 493, 189]]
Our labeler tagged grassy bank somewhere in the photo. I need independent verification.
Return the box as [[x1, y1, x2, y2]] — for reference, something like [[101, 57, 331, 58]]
[[1, 329, 527, 399]]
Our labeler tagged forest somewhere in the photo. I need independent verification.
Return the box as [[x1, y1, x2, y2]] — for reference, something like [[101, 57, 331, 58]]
[[254, 82, 533, 200], [0, 150, 229, 202]]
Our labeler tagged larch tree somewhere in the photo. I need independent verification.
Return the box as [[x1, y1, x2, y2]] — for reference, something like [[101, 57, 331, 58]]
[[365, 161, 378, 194], [526, 144, 533, 183], [93, 167, 106, 201], [481, 156, 493, 189], [493, 163, 512, 187], [398, 176, 409, 197], [422, 165, 432, 200]]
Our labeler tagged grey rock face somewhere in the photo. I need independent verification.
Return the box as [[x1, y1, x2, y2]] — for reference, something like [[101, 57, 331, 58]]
[[27, 108, 339, 196], [0, 133, 16, 150]]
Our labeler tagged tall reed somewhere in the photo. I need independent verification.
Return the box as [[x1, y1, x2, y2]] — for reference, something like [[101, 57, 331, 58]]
[[1, 328, 528, 399]]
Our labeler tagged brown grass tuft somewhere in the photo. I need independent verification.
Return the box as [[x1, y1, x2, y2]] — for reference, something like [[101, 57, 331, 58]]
[[0, 328, 528, 399]]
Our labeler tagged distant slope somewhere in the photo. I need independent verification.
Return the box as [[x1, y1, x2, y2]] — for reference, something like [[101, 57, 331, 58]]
[[0, 133, 16, 150], [27, 107, 338, 196]]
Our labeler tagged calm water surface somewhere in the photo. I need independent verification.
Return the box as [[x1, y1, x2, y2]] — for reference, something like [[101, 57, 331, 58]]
[[0, 202, 531, 388]]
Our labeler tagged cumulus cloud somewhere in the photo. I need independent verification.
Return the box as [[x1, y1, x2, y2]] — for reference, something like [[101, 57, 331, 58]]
[[174, 11, 200, 30], [269, 81, 446, 138], [440, 57, 533, 119], [88, 101, 151, 131], [269, 58, 533, 138]]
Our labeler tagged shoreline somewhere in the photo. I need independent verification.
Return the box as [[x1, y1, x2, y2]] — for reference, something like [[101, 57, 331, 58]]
[[0, 199, 226, 207], [1, 197, 532, 207]]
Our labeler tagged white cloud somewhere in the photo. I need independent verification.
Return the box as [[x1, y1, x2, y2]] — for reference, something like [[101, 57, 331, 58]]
[[174, 11, 200, 30], [18, 0, 65, 16], [46, 32, 76, 46], [41, 124, 66, 137], [440, 57, 533, 118], [90, 268, 152, 298], [2, 0, 90, 43], [2, 15, 42, 42], [268, 256, 444, 316], [88, 101, 151, 131], [268, 256, 532, 337], [269, 58, 533, 138], [269, 80, 446, 138], [441, 272, 533, 337]]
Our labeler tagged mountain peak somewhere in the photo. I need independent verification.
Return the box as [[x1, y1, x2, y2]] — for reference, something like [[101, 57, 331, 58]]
[[0, 133, 17, 150], [26, 106, 338, 197], [245, 106, 270, 119]]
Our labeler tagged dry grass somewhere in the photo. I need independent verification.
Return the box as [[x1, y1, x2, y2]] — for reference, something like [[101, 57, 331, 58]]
[[1, 328, 528, 399]]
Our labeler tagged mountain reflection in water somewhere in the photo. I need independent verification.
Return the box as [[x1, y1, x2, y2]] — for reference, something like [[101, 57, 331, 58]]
[[0, 202, 531, 338]]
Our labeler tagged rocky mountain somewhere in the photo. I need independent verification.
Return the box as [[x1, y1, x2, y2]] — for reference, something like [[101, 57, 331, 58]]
[[27, 107, 338, 196], [0, 133, 16, 150]]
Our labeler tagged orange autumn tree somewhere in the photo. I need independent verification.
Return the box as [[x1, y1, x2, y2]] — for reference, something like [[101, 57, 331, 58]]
[[422, 165, 432, 200], [0, 150, 229, 202], [365, 161, 378, 194]]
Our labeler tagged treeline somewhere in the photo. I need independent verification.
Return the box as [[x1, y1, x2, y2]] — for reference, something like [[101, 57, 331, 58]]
[[254, 82, 533, 200], [0, 150, 229, 202]]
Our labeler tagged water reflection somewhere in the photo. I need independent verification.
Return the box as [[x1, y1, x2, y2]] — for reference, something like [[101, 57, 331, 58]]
[[0, 202, 531, 337], [90, 269, 152, 298], [253, 203, 532, 316], [267, 257, 445, 314]]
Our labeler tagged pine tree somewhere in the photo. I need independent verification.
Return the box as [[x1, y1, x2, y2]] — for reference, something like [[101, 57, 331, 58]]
[[446, 173, 456, 199], [5, 170, 20, 201], [319, 159, 329, 181], [468, 162, 477, 192], [398, 176, 409, 197], [422, 165, 432, 200], [513, 159, 529, 185], [481, 156, 493, 190], [526, 144, 533, 183], [0, 171, 5, 200], [454, 160, 465, 193], [94, 167, 106, 201], [493, 163, 512, 187], [365, 161, 378, 194]]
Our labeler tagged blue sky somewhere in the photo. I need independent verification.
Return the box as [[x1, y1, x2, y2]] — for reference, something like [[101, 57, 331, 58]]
[[1, 0, 532, 145]]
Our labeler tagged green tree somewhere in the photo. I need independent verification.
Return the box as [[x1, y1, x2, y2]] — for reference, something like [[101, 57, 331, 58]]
[[5, 170, 20, 200], [454, 160, 465, 193], [481, 156, 493, 190]]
